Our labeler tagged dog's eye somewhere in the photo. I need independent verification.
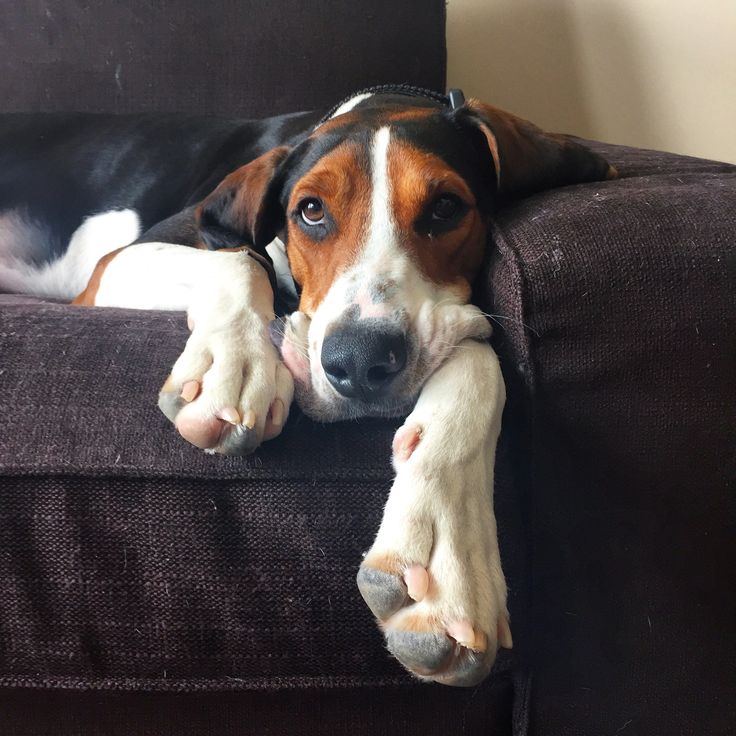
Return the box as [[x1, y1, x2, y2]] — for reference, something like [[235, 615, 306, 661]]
[[431, 194, 461, 221], [300, 198, 325, 225]]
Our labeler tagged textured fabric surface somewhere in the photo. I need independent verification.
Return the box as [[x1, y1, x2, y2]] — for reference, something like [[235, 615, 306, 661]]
[[0, 0, 446, 118], [0, 301, 401, 480], [486, 142, 736, 735], [0, 683, 517, 736]]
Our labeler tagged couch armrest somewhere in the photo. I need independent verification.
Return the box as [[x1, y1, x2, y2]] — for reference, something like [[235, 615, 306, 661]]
[[485, 142, 735, 735]]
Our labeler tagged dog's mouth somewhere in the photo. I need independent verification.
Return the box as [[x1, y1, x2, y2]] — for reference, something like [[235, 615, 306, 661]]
[[269, 298, 493, 423], [295, 380, 419, 422]]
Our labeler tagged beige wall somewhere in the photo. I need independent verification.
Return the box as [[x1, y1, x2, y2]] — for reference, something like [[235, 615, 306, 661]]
[[447, 0, 736, 163]]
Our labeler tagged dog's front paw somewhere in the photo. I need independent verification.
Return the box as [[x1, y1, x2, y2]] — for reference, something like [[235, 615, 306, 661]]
[[357, 423, 511, 686], [158, 312, 294, 455]]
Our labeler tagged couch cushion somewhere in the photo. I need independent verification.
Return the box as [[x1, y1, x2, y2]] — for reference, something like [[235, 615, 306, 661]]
[[0, 297, 522, 721], [0, 298, 392, 685], [0, 299, 400, 481]]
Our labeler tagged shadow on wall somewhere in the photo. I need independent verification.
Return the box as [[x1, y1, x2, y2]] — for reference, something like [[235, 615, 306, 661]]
[[447, 0, 654, 145]]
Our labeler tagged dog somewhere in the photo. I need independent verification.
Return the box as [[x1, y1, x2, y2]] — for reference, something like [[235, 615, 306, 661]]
[[0, 86, 616, 686]]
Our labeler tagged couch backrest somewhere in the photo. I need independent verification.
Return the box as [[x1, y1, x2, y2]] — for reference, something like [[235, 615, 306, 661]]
[[0, 0, 446, 117]]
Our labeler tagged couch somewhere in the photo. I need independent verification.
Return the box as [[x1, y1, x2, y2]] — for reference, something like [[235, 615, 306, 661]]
[[0, 1, 733, 734]]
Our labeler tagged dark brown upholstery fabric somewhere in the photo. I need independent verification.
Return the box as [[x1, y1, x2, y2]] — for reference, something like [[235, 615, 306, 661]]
[[0, 1, 446, 118], [486, 142, 735, 735], [0, 683, 517, 736], [0, 302, 523, 733], [0, 300, 398, 482]]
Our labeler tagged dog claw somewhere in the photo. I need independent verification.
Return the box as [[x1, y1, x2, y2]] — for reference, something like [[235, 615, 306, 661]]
[[269, 398, 285, 427], [404, 564, 429, 602], [217, 406, 241, 425], [447, 620, 486, 651], [180, 380, 200, 402], [392, 424, 422, 463], [243, 409, 257, 429]]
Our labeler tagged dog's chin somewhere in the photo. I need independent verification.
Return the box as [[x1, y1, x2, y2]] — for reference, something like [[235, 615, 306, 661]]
[[293, 378, 418, 422]]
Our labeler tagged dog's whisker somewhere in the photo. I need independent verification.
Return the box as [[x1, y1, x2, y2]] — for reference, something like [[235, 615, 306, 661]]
[[287, 342, 311, 359], [475, 310, 540, 337]]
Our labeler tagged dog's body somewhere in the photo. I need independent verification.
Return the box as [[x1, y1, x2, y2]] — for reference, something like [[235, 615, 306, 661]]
[[0, 89, 615, 686]]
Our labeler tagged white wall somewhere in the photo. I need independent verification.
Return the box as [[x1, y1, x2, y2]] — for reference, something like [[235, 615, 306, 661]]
[[447, 0, 736, 163]]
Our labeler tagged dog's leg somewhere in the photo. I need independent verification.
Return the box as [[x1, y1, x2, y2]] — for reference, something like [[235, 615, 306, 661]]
[[357, 338, 511, 686], [74, 242, 293, 454]]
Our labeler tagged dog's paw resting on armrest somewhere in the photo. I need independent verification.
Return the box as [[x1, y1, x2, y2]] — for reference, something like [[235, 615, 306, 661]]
[[357, 339, 512, 686]]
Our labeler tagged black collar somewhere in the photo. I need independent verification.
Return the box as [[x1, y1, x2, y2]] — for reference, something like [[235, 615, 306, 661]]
[[319, 84, 466, 125]]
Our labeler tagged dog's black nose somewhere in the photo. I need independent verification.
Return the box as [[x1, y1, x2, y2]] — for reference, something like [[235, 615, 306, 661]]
[[321, 326, 407, 400]]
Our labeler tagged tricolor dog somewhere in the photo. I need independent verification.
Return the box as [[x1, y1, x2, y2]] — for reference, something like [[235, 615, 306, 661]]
[[0, 88, 615, 686]]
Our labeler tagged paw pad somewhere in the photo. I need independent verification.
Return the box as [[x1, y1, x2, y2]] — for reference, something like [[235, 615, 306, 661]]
[[357, 556, 510, 686], [386, 629, 454, 675], [356, 566, 409, 620]]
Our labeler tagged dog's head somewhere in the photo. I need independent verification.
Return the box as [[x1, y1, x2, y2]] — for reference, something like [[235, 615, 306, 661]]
[[197, 93, 616, 420]]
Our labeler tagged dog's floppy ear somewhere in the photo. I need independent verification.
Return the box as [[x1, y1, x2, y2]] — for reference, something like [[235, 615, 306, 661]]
[[460, 99, 617, 196], [197, 146, 290, 253]]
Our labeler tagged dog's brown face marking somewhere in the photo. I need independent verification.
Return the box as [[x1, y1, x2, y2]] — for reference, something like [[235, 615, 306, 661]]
[[386, 139, 487, 299], [285, 141, 371, 315], [284, 116, 489, 315]]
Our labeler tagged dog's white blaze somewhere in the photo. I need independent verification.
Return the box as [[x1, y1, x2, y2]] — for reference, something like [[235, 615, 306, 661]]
[[364, 126, 397, 264], [298, 127, 398, 398], [305, 128, 400, 376], [361, 127, 436, 314], [328, 92, 374, 120], [0, 208, 140, 299]]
